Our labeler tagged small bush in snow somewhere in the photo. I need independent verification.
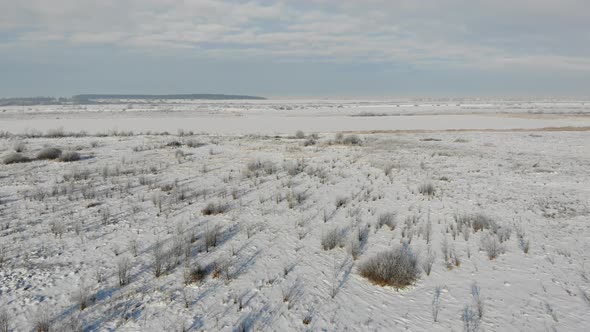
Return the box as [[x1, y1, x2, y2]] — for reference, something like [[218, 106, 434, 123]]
[[516, 227, 530, 254], [422, 246, 435, 276], [481, 232, 504, 260], [461, 305, 480, 332], [455, 213, 497, 233], [153, 241, 165, 277], [74, 283, 94, 311], [33, 309, 51, 332], [186, 139, 207, 148], [0, 308, 9, 332], [303, 138, 316, 146], [471, 282, 484, 319], [117, 257, 131, 286], [470, 213, 496, 232], [321, 227, 342, 251], [295, 130, 305, 139], [359, 243, 420, 288], [13, 140, 25, 152], [37, 147, 62, 160], [377, 212, 396, 230], [202, 201, 229, 215], [342, 134, 361, 145], [204, 225, 220, 252], [418, 182, 435, 196], [184, 263, 206, 285], [335, 196, 348, 209], [59, 151, 81, 162], [3, 152, 31, 164], [46, 127, 65, 138]]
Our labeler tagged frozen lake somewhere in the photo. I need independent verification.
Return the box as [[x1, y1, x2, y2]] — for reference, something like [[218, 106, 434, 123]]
[[1, 112, 589, 135]]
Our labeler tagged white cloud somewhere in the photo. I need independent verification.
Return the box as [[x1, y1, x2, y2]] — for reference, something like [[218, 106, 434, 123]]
[[1, 0, 589, 71]]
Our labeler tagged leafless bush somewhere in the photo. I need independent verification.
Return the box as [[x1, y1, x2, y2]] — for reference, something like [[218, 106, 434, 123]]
[[455, 213, 499, 234], [516, 227, 530, 254], [128, 239, 139, 257], [37, 147, 62, 160], [377, 212, 396, 230], [302, 309, 313, 325], [418, 182, 435, 196], [186, 139, 207, 148], [461, 305, 480, 332], [292, 190, 309, 208], [246, 159, 278, 177], [462, 224, 470, 241], [175, 149, 185, 163], [348, 234, 361, 260], [212, 258, 232, 281], [184, 263, 206, 285], [281, 282, 298, 308], [3, 152, 31, 164], [441, 237, 450, 262], [0, 308, 9, 332], [471, 282, 484, 319], [13, 140, 25, 152], [424, 220, 433, 244], [303, 138, 316, 146], [204, 225, 220, 252], [471, 214, 496, 232], [295, 130, 305, 139], [202, 201, 229, 215], [33, 308, 51, 332], [321, 227, 342, 250], [74, 282, 93, 310], [99, 207, 110, 225], [117, 257, 131, 286], [496, 226, 512, 243], [422, 246, 435, 276], [152, 193, 164, 213], [63, 167, 90, 182], [383, 163, 395, 176], [481, 232, 504, 260], [59, 151, 81, 162], [342, 134, 361, 145], [0, 247, 5, 269], [335, 196, 348, 209], [50, 221, 65, 238], [153, 241, 165, 277], [359, 243, 420, 288], [284, 158, 305, 176], [46, 127, 65, 138]]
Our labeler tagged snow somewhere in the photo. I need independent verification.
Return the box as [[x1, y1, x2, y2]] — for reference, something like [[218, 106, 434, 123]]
[[0, 100, 589, 331], [0, 99, 589, 135]]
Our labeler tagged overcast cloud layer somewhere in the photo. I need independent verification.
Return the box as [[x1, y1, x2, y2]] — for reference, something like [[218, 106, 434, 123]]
[[1, 0, 589, 97]]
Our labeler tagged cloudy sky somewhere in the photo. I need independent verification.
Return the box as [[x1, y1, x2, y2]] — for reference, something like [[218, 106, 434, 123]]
[[1, 0, 589, 97]]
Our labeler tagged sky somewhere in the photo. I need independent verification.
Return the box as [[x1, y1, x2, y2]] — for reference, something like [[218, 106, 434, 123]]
[[1, 0, 589, 98]]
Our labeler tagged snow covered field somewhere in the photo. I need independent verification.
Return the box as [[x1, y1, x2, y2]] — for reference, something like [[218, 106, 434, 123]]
[[1, 101, 590, 331], [1, 100, 589, 135]]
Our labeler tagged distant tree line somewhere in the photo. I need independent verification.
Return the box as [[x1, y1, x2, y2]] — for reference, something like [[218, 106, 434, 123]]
[[0, 94, 265, 106]]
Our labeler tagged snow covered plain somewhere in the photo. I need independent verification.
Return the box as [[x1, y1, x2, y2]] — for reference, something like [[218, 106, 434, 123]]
[[1, 99, 589, 135], [0, 100, 589, 331]]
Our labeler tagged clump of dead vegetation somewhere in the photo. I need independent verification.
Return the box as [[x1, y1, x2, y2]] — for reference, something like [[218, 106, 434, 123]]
[[359, 244, 420, 288]]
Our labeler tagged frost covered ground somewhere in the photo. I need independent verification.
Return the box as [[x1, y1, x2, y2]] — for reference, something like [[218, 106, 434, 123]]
[[1, 102, 590, 331]]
